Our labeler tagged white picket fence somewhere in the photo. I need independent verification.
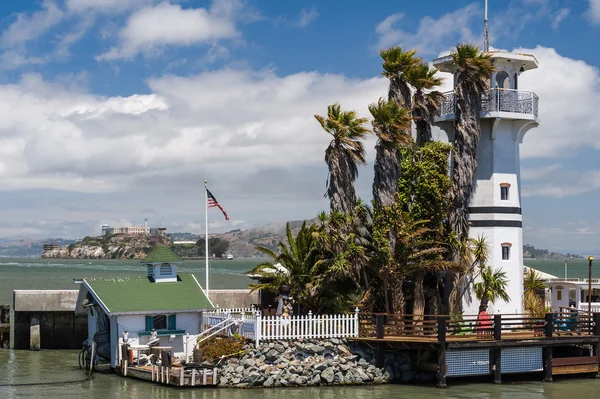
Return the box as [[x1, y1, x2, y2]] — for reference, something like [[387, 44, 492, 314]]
[[200, 308, 360, 347]]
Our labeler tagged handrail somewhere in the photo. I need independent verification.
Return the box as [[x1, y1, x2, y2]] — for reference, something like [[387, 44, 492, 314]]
[[440, 88, 537, 96], [438, 88, 539, 118], [359, 312, 600, 341]]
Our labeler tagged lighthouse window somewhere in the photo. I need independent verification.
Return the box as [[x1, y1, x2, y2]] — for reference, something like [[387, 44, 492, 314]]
[[501, 186, 509, 200], [502, 246, 510, 260]]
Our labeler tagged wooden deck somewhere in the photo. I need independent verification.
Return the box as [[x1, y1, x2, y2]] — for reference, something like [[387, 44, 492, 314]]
[[117, 362, 219, 387], [353, 311, 600, 387]]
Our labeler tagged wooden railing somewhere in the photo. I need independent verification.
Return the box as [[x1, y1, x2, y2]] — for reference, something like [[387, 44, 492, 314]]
[[359, 312, 600, 341]]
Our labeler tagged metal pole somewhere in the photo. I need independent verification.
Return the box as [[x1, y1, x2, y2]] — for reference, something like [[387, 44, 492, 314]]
[[484, 0, 489, 52], [565, 260, 568, 280], [590, 256, 595, 313], [205, 180, 209, 299]]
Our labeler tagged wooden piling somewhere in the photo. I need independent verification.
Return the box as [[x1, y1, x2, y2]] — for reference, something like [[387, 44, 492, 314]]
[[543, 346, 553, 382], [594, 313, 600, 376], [436, 316, 448, 389], [30, 314, 40, 350], [375, 315, 385, 368]]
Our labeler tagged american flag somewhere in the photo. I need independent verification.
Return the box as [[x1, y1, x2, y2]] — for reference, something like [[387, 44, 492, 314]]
[[207, 188, 230, 220]]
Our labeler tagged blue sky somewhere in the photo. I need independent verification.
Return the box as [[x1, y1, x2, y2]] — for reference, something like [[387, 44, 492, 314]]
[[0, 0, 598, 255]]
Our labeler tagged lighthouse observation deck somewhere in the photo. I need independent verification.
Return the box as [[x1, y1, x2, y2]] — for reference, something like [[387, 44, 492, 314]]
[[436, 88, 539, 122]]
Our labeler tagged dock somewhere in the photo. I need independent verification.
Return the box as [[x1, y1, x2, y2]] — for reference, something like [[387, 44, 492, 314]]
[[116, 344, 219, 387], [353, 311, 600, 387]]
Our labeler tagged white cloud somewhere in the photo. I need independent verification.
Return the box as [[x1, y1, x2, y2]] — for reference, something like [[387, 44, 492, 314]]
[[0, 68, 384, 200], [0, 0, 64, 48], [375, 4, 481, 54], [590, 0, 600, 24], [550, 8, 570, 29], [296, 7, 319, 28], [516, 46, 600, 158], [97, 2, 239, 60], [65, 0, 160, 14]]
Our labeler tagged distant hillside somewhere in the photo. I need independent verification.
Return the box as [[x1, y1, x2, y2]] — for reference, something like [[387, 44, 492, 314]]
[[523, 244, 583, 260], [217, 219, 317, 258]]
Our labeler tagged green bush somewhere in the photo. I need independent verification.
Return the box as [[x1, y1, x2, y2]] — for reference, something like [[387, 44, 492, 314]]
[[196, 336, 245, 362]]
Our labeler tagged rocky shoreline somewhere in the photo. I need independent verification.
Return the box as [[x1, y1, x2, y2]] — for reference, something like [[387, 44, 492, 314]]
[[218, 338, 422, 388]]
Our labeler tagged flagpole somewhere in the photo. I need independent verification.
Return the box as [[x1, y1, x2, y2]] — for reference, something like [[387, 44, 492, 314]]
[[205, 180, 209, 299]]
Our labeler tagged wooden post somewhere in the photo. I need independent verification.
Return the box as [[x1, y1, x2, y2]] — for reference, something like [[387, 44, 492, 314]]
[[494, 314, 502, 340], [594, 313, 600, 376], [543, 346, 553, 382], [437, 316, 447, 344], [491, 349, 501, 383], [593, 313, 600, 336], [255, 310, 261, 348], [545, 313, 553, 338], [437, 316, 448, 388], [437, 344, 447, 388], [375, 314, 384, 339], [30, 314, 40, 351], [151, 364, 155, 382], [180, 368, 184, 386], [213, 367, 218, 385], [203, 368, 208, 385], [191, 368, 196, 386]]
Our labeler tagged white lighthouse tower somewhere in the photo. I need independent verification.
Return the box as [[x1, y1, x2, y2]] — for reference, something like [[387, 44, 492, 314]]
[[433, 6, 539, 315]]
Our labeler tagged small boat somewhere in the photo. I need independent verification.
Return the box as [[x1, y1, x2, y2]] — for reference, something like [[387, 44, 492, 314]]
[[226, 253, 234, 260]]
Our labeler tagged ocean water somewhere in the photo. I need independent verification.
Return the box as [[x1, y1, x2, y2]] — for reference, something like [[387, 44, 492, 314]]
[[0, 257, 259, 304], [2, 258, 600, 397], [0, 257, 594, 305], [1, 350, 600, 398]]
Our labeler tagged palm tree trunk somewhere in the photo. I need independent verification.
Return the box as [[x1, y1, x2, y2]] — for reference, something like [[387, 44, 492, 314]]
[[373, 142, 401, 208], [448, 81, 484, 315], [451, 82, 483, 240], [391, 272, 405, 314], [412, 271, 426, 333], [415, 118, 432, 146], [327, 149, 357, 214]]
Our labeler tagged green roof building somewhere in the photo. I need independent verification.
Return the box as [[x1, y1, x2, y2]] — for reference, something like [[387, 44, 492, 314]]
[[74, 245, 213, 368]]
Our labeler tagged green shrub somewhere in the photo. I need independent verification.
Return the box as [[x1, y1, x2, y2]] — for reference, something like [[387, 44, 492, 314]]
[[196, 336, 245, 362]]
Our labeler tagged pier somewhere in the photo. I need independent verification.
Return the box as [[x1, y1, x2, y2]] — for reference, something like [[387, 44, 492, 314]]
[[353, 311, 600, 387]]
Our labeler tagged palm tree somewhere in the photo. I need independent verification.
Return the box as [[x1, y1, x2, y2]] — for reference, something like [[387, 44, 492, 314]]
[[315, 104, 370, 214], [523, 268, 546, 319], [380, 46, 419, 107], [450, 235, 489, 312], [474, 267, 510, 312], [405, 61, 445, 146], [369, 98, 412, 207], [447, 44, 494, 314], [450, 44, 495, 242], [248, 222, 322, 312], [524, 268, 545, 292]]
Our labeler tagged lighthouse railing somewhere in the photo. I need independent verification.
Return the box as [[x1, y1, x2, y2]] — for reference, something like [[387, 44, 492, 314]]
[[438, 88, 538, 119]]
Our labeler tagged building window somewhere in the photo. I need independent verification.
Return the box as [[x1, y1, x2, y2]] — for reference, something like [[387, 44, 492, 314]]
[[557, 290, 562, 301], [145, 314, 177, 332], [501, 186, 509, 200], [153, 315, 167, 330], [502, 246, 510, 260]]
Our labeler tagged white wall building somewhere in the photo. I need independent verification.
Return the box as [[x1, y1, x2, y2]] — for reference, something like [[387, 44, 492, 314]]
[[434, 51, 540, 315], [75, 245, 213, 368]]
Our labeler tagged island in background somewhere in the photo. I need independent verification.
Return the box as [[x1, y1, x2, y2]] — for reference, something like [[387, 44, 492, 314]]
[[0, 220, 586, 260]]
